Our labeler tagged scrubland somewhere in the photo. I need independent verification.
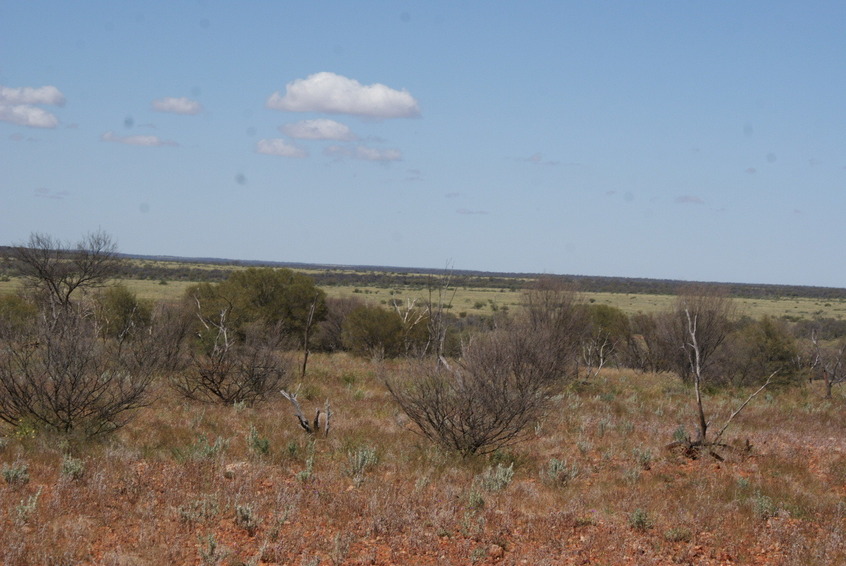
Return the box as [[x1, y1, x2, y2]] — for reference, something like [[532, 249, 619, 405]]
[[2, 353, 845, 565]]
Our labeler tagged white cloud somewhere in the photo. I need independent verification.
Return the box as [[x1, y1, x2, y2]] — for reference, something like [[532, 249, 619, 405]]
[[324, 144, 402, 162], [0, 104, 60, 128], [0, 85, 65, 106], [151, 97, 203, 115], [280, 119, 356, 141], [101, 131, 178, 147], [0, 85, 65, 128], [255, 138, 308, 158], [267, 72, 420, 119]]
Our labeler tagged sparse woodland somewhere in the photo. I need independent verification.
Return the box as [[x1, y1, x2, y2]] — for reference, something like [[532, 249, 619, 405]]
[[1, 233, 846, 565]]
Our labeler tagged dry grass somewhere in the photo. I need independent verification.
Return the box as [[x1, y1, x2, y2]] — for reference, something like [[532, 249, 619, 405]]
[[2, 354, 846, 565]]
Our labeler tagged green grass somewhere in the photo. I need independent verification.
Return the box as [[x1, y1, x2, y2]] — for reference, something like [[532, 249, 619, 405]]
[[2, 272, 845, 320]]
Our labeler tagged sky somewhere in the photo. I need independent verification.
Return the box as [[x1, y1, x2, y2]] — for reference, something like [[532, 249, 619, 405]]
[[1, 1, 844, 288]]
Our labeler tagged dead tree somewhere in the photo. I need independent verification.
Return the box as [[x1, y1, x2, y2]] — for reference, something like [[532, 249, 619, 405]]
[[425, 265, 457, 365], [810, 332, 846, 398], [679, 304, 774, 454], [280, 387, 331, 436]]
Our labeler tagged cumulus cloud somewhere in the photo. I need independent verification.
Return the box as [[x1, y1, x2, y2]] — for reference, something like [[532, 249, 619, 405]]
[[0, 85, 65, 106], [324, 144, 402, 162], [0, 105, 60, 128], [0, 85, 65, 128], [151, 96, 203, 115], [255, 138, 308, 158], [675, 195, 705, 205], [280, 118, 357, 141], [101, 131, 178, 147], [267, 72, 420, 119]]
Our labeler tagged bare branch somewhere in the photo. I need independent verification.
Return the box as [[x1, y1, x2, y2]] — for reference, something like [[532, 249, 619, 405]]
[[281, 387, 314, 434], [713, 370, 777, 445]]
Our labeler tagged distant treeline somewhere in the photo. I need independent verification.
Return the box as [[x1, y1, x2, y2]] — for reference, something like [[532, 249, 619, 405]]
[[1, 248, 844, 301]]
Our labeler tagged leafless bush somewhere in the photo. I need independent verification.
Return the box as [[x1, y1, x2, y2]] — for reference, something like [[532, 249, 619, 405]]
[[174, 305, 292, 405], [0, 307, 154, 437], [522, 276, 586, 379], [387, 316, 569, 456]]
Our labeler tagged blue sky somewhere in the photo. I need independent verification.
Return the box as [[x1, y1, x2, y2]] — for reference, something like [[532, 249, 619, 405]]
[[1, 1, 844, 287]]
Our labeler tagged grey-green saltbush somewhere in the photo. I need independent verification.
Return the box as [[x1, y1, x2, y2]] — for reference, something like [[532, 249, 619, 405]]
[[544, 458, 579, 486], [61, 455, 85, 480], [2, 462, 29, 486], [478, 463, 514, 492]]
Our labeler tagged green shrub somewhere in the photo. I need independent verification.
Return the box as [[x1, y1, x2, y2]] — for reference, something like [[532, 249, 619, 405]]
[[247, 425, 270, 457], [629, 508, 652, 531], [60, 455, 85, 480], [2, 462, 30, 486], [543, 458, 579, 486], [478, 463, 514, 492]]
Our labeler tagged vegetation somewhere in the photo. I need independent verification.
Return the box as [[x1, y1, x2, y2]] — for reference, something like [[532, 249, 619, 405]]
[[2, 233, 846, 563]]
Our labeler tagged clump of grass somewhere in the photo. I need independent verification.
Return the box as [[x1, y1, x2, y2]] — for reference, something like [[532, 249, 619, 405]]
[[178, 496, 220, 526], [664, 527, 692, 542], [346, 445, 378, 486], [543, 458, 579, 487], [198, 533, 220, 566], [297, 440, 316, 482], [2, 461, 30, 486], [16, 486, 42, 525], [632, 447, 653, 470], [629, 508, 652, 531], [174, 435, 229, 462], [467, 488, 485, 510], [478, 463, 514, 492], [60, 455, 85, 481], [247, 424, 270, 457], [751, 492, 778, 519], [235, 503, 260, 535]]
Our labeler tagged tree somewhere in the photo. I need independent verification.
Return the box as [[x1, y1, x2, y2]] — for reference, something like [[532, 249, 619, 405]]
[[188, 267, 327, 348], [12, 230, 122, 312], [581, 304, 630, 377], [667, 288, 772, 449], [94, 283, 153, 340], [423, 267, 458, 363], [218, 267, 327, 341], [522, 276, 586, 381], [661, 287, 736, 384], [722, 316, 800, 387], [810, 333, 846, 399], [342, 305, 405, 359], [312, 297, 365, 352]]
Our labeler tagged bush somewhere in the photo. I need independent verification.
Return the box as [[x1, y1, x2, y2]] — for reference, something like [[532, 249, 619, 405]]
[[176, 321, 292, 405], [386, 312, 570, 455], [0, 307, 156, 437]]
